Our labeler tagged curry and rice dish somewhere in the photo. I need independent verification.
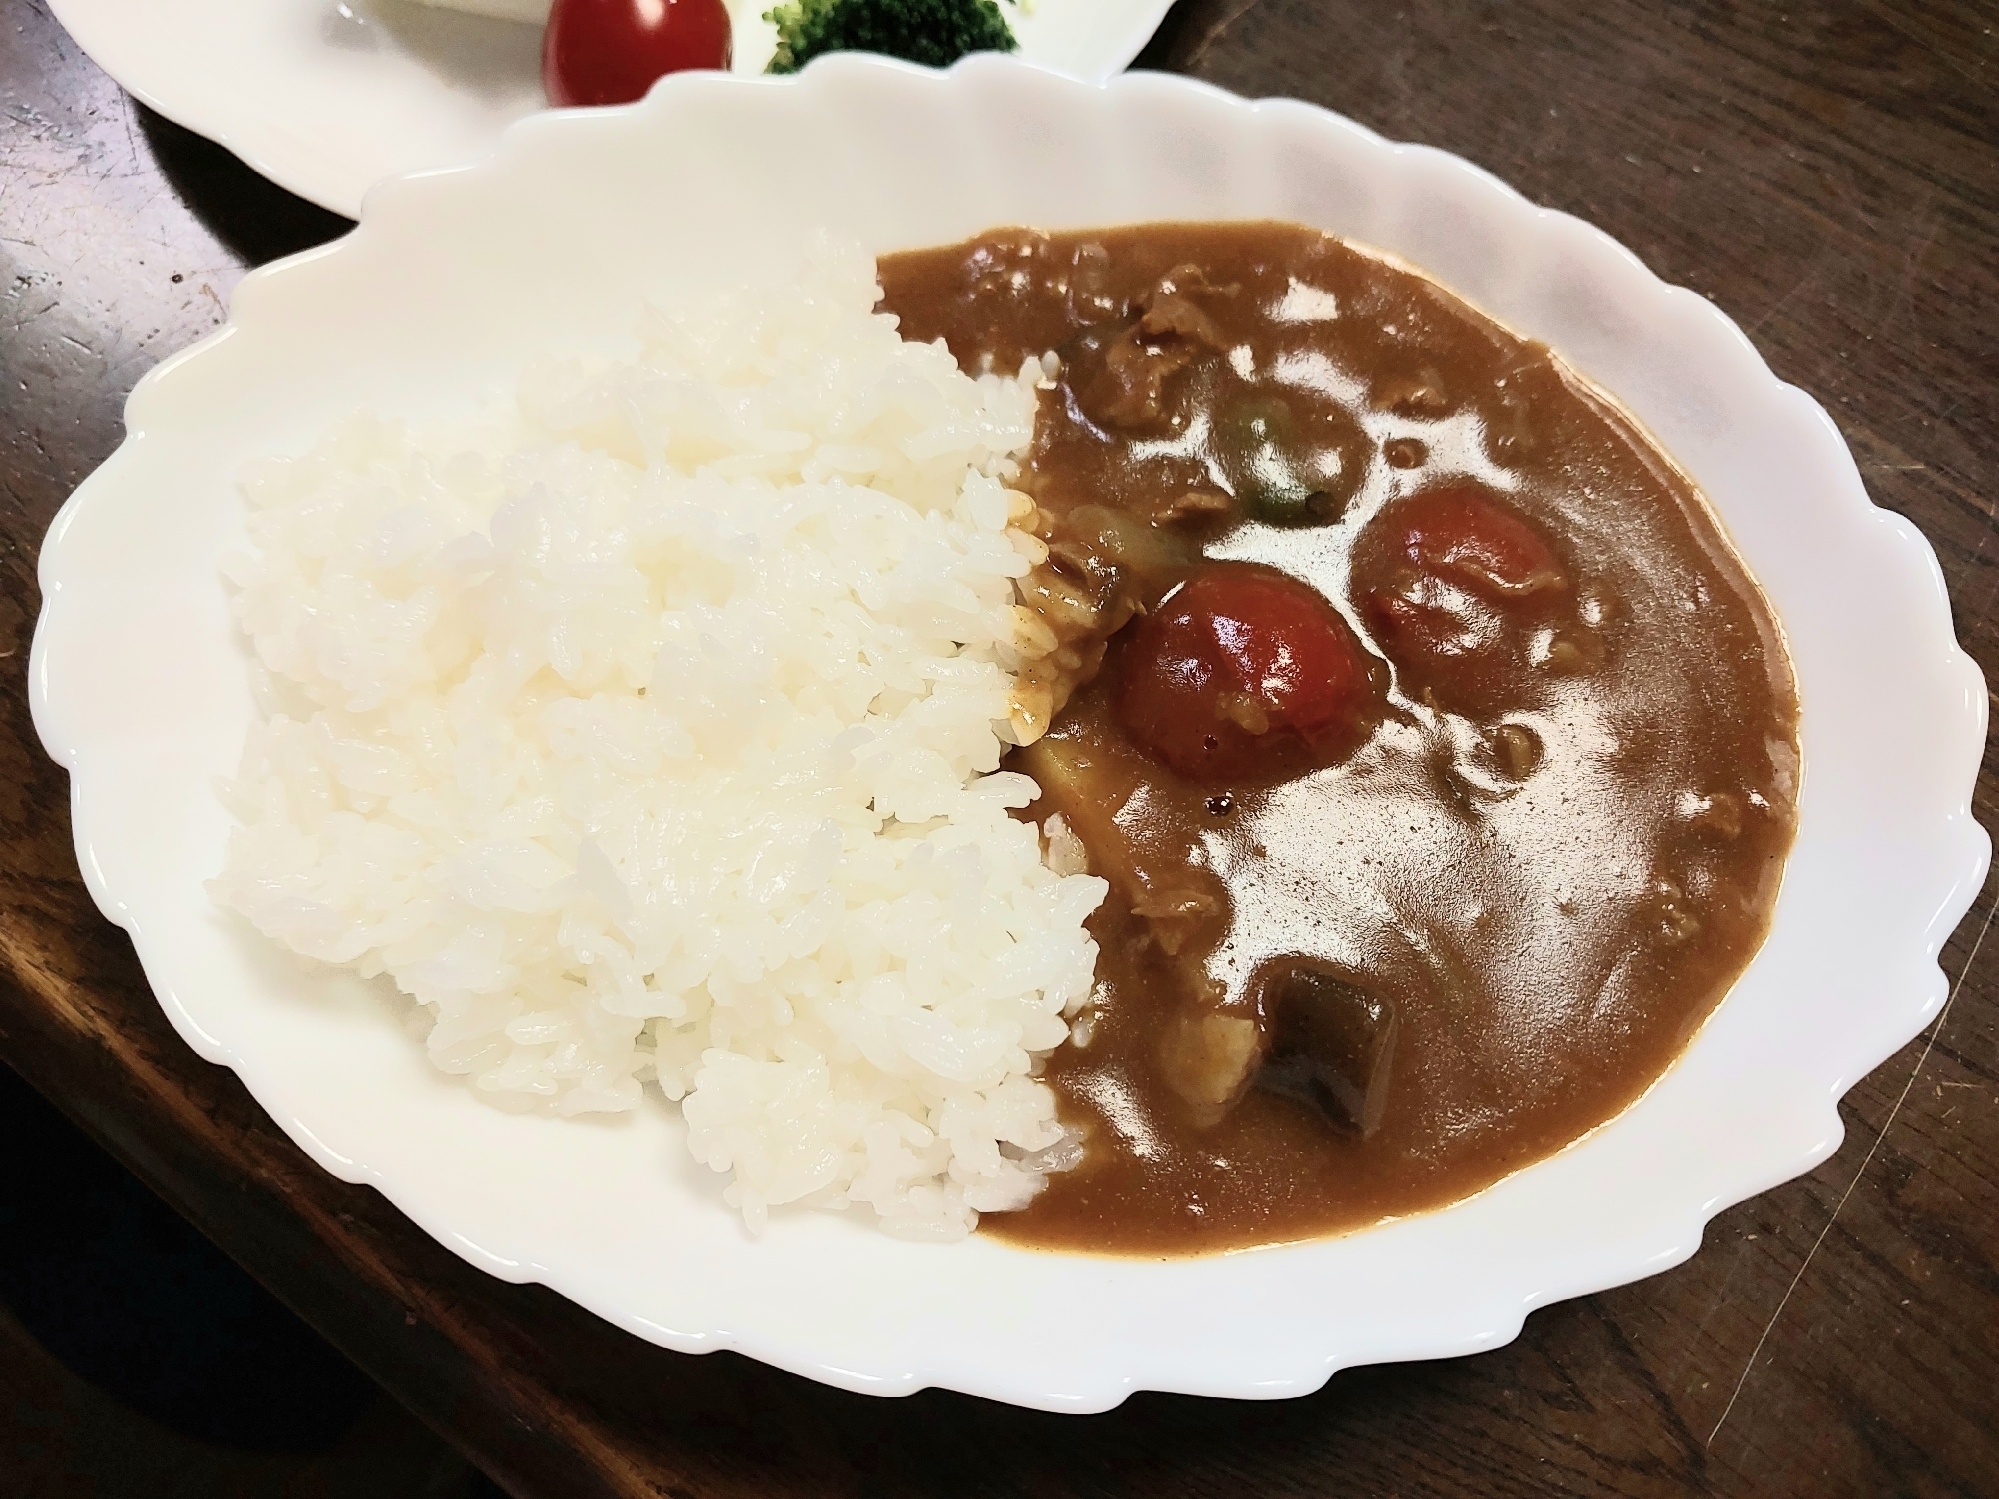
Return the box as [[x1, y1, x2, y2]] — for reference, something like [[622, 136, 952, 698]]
[[879, 224, 1799, 1253], [216, 221, 1796, 1254]]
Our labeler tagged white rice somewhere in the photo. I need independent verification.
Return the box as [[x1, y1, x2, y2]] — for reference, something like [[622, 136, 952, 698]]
[[210, 236, 1107, 1240]]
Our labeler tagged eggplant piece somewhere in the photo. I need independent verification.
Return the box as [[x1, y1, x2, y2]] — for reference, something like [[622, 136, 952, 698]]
[[1252, 962, 1398, 1138]]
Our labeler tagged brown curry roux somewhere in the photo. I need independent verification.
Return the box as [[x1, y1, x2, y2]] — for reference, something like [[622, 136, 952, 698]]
[[877, 223, 1799, 1255]]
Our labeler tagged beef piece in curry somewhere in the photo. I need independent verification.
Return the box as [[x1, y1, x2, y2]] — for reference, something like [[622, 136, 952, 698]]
[[876, 223, 1800, 1255]]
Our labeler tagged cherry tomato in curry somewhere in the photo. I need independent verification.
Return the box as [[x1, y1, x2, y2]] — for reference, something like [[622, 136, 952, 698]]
[[1117, 565, 1375, 784]]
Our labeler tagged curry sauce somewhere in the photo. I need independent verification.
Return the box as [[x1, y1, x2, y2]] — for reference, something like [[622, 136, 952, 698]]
[[877, 223, 1799, 1254]]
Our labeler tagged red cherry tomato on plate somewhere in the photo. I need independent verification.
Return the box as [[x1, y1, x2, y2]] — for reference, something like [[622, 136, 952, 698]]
[[1117, 565, 1375, 784], [543, 0, 733, 109]]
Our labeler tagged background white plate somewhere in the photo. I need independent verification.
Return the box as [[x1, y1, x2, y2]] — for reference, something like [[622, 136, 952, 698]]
[[31, 58, 1989, 1412], [45, 0, 1175, 219]]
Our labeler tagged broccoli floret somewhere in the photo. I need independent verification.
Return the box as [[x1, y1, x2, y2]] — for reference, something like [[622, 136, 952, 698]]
[[764, 0, 1018, 75]]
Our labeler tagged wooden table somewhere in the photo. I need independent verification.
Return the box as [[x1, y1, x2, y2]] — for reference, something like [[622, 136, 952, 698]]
[[4, 1, 1995, 1493]]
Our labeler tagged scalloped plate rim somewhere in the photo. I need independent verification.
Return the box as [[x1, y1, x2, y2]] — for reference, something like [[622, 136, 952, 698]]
[[29, 56, 1990, 1412]]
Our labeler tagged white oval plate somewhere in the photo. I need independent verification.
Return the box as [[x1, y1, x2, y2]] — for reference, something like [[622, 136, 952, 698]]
[[31, 58, 1988, 1412], [47, 0, 1175, 219]]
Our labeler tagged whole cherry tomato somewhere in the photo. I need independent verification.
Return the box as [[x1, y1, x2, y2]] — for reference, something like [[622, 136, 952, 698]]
[[1356, 485, 1573, 711], [543, 0, 733, 109], [1117, 565, 1376, 784], [1378, 484, 1566, 599]]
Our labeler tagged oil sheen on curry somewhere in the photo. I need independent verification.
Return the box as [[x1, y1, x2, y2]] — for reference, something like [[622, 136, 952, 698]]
[[876, 223, 1800, 1256]]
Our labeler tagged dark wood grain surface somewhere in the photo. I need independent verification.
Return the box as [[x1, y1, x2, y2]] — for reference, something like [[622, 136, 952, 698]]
[[4, 0, 1995, 1493]]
